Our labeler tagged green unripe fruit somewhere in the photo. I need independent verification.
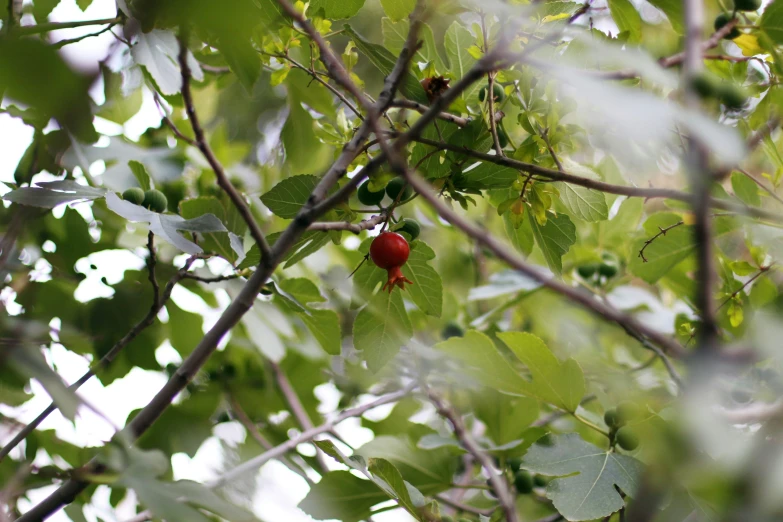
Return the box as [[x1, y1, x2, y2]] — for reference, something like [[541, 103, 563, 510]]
[[441, 322, 464, 339], [398, 219, 421, 241], [714, 13, 740, 39], [358, 181, 385, 206], [479, 83, 505, 103], [599, 254, 619, 278], [604, 408, 620, 428], [533, 474, 547, 487], [617, 401, 641, 423], [514, 470, 534, 494], [690, 72, 720, 99], [577, 263, 599, 279], [385, 177, 413, 201], [717, 83, 748, 110], [734, 0, 761, 11], [142, 189, 168, 213], [507, 456, 523, 471], [616, 427, 640, 451], [497, 127, 509, 148], [122, 187, 145, 205]]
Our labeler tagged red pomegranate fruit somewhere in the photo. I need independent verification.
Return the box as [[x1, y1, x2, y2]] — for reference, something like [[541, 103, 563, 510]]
[[369, 232, 414, 293]]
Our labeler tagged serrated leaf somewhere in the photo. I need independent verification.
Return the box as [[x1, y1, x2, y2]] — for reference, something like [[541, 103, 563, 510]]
[[528, 211, 576, 273], [278, 278, 341, 355], [260, 174, 319, 218], [455, 163, 519, 190], [310, 0, 366, 18], [298, 471, 384, 522], [382, 18, 445, 73], [128, 160, 152, 191], [555, 182, 608, 222], [503, 211, 534, 256], [2, 181, 107, 208], [380, 0, 416, 21], [647, 0, 683, 32], [106, 192, 226, 254], [497, 332, 585, 412], [132, 30, 203, 96], [353, 289, 412, 372], [608, 0, 642, 43], [343, 25, 428, 104], [400, 241, 442, 317], [521, 433, 644, 521], [731, 171, 761, 207], [356, 435, 456, 494], [444, 22, 483, 104], [761, 0, 783, 45]]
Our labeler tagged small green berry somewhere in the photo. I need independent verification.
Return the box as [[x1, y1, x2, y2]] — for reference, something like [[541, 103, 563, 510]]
[[385, 177, 413, 201], [716, 83, 749, 110], [714, 13, 740, 39], [479, 84, 505, 103], [507, 456, 523, 472], [533, 474, 547, 487], [357, 181, 385, 206], [599, 253, 619, 278], [616, 427, 640, 451], [577, 263, 599, 279], [441, 323, 464, 340], [398, 219, 421, 241], [514, 470, 534, 494], [497, 127, 509, 148], [122, 187, 145, 205], [734, 0, 761, 11], [604, 408, 620, 428], [142, 189, 168, 213]]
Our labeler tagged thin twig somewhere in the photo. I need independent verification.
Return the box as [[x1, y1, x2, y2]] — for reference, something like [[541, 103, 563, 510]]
[[269, 361, 330, 473], [716, 265, 772, 311], [146, 232, 160, 308], [426, 389, 519, 522], [388, 100, 470, 127], [435, 494, 494, 517], [307, 212, 387, 234], [638, 221, 684, 263], [13, 16, 123, 36], [153, 92, 197, 146], [178, 31, 272, 262], [737, 168, 783, 206]]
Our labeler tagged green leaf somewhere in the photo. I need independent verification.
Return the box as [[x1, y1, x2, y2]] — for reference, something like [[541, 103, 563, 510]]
[[97, 68, 143, 125], [180, 198, 243, 263], [473, 388, 540, 447], [382, 18, 445, 73], [7, 345, 81, 421], [504, 211, 534, 256], [165, 480, 258, 521], [278, 278, 342, 355], [310, 0, 366, 19], [240, 229, 332, 269], [75, 0, 93, 10], [528, 212, 576, 273], [608, 0, 643, 43], [343, 25, 428, 104], [401, 241, 443, 317], [368, 458, 426, 517], [220, 37, 261, 92], [298, 471, 384, 522], [497, 332, 585, 412], [128, 161, 152, 191], [555, 182, 608, 222], [455, 163, 519, 190], [2, 181, 107, 208], [356, 435, 457, 494], [761, 0, 783, 44], [353, 289, 413, 372], [260, 175, 320, 218], [380, 0, 416, 21], [132, 30, 203, 96], [521, 433, 644, 521], [435, 330, 528, 394], [647, 0, 684, 32], [444, 22, 483, 104], [166, 301, 204, 357], [731, 171, 761, 206], [628, 213, 692, 284], [32, 0, 61, 22], [281, 98, 331, 174]]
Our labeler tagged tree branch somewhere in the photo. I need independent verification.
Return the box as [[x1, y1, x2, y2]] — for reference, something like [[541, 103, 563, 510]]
[[388, 100, 470, 127], [13, 16, 123, 36], [178, 32, 272, 263], [426, 388, 519, 522]]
